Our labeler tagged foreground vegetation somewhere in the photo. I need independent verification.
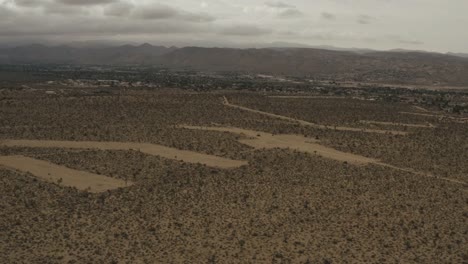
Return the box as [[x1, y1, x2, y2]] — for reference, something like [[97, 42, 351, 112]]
[[0, 86, 467, 263]]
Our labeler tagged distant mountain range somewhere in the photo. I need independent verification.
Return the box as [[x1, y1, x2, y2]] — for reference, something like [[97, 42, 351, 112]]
[[0, 43, 175, 65], [1, 43, 468, 86], [447, 52, 468, 58]]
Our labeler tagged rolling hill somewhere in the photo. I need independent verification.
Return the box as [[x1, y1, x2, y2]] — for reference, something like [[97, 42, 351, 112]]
[[1, 44, 468, 86]]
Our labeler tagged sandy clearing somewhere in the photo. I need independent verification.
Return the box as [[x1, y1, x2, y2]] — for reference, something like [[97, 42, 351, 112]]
[[400, 112, 468, 123], [0, 140, 247, 169], [359, 120, 435, 128], [268, 96, 350, 99], [182, 125, 376, 165], [412, 106, 430, 112], [400, 112, 445, 118], [223, 97, 408, 135], [182, 125, 467, 186], [0, 155, 130, 192]]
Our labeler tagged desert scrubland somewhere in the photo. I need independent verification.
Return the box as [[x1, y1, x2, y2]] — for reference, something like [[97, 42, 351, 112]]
[[0, 88, 467, 263]]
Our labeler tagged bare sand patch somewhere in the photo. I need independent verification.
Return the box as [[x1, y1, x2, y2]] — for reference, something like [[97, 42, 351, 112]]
[[359, 120, 435, 128], [268, 96, 350, 99], [0, 155, 129, 192], [182, 125, 467, 186], [400, 112, 468, 123], [223, 97, 408, 135], [182, 125, 376, 165], [412, 106, 430, 112], [400, 112, 445, 118], [0, 140, 247, 169]]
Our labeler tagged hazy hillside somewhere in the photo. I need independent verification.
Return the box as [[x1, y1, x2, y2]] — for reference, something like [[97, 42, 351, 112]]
[[160, 47, 468, 86], [0, 44, 174, 65], [1, 44, 468, 86], [448, 52, 468, 58]]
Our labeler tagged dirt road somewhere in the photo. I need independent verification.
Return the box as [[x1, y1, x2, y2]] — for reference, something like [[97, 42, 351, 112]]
[[223, 97, 408, 135], [359, 120, 435, 128], [400, 112, 468, 123]]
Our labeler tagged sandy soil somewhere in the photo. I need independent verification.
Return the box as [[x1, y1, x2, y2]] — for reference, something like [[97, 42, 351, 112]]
[[268, 96, 351, 99], [183, 126, 377, 165], [182, 125, 467, 186], [400, 112, 468, 122], [359, 120, 435, 128], [0, 155, 129, 192], [412, 105, 430, 112], [0, 140, 247, 169], [223, 97, 408, 135], [400, 112, 446, 118]]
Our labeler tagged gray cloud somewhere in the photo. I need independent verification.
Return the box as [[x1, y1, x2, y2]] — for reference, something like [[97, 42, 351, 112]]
[[13, 0, 43, 7], [57, 0, 116, 6], [220, 25, 272, 36], [357, 15, 374, 25], [103, 2, 133, 16], [0, 6, 14, 19], [321, 12, 336, 20], [277, 8, 303, 18], [399, 40, 424, 45], [10, 0, 115, 10], [44, 3, 87, 14], [0, 0, 466, 53], [132, 4, 215, 22], [277, 30, 298, 36], [265, 1, 295, 9], [266, 1, 302, 19], [0, 1, 214, 41], [10, 0, 89, 14], [0, 15, 204, 37], [133, 5, 178, 20], [182, 12, 215, 22]]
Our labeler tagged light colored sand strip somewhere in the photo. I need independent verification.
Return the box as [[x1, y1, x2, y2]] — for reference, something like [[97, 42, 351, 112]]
[[268, 96, 349, 99], [400, 112, 445, 118], [375, 162, 467, 186], [400, 112, 468, 122], [0, 155, 130, 193], [182, 126, 376, 165], [413, 106, 430, 112], [223, 97, 408, 135], [359, 120, 435, 128], [0, 140, 247, 169], [182, 125, 467, 186]]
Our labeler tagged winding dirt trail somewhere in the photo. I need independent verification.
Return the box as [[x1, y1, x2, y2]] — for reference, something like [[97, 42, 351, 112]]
[[0, 140, 247, 169], [268, 96, 350, 99], [400, 112, 468, 123], [182, 125, 467, 186], [0, 155, 130, 192], [223, 97, 408, 135], [374, 162, 468, 186], [413, 106, 430, 112], [359, 120, 435, 128]]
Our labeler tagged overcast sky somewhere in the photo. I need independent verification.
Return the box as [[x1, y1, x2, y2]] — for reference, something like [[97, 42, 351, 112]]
[[1, 0, 467, 52]]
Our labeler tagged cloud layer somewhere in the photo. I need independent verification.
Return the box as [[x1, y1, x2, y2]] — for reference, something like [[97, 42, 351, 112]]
[[1, 0, 467, 52]]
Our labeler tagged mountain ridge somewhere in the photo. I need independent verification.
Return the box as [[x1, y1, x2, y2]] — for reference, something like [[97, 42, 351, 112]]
[[1, 44, 468, 86]]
